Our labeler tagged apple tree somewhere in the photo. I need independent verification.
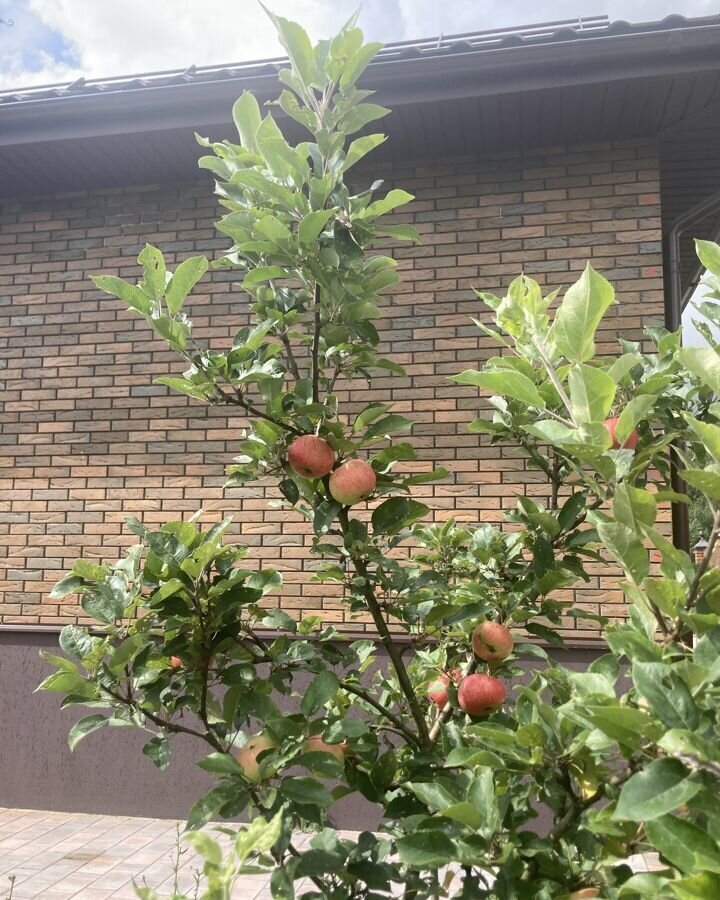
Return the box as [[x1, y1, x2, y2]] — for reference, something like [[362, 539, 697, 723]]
[[38, 10, 720, 899]]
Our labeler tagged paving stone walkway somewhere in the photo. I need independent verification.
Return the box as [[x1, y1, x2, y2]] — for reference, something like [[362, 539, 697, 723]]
[[0, 807, 662, 899], [0, 807, 311, 899]]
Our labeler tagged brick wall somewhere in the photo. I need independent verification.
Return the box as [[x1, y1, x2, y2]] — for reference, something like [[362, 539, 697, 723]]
[[0, 139, 666, 636]]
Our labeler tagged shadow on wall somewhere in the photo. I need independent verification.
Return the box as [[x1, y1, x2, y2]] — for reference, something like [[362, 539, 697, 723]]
[[0, 630, 602, 828]]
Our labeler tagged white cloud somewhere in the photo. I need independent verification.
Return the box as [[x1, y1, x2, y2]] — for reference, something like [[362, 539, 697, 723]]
[[0, 0, 717, 91], [1, 0, 361, 89]]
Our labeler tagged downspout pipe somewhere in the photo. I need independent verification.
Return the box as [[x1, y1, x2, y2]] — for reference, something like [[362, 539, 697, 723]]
[[663, 188, 720, 552]]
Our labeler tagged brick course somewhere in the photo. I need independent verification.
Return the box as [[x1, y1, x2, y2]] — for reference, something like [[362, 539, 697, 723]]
[[0, 139, 666, 635]]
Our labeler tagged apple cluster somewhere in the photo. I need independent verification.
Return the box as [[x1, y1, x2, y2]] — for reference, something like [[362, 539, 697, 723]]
[[428, 621, 514, 717], [235, 732, 348, 782], [287, 435, 376, 505]]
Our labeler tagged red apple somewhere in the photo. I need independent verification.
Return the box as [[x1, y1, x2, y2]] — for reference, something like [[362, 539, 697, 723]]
[[287, 434, 335, 478], [329, 459, 376, 505], [427, 668, 462, 708], [303, 735, 348, 763], [169, 656, 183, 669], [603, 417, 639, 450], [568, 890, 600, 899], [457, 674, 506, 716], [472, 621, 514, 662], [235, 732, 277, 782]]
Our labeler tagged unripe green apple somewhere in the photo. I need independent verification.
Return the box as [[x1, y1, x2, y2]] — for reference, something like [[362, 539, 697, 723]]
[[471, 621, 514, 662], [328, 459, 376, 505], [457, 673, 506, 716], [603, 417, 639, 450], [236, 733, 277, 782], [287, 434, 335, 478]]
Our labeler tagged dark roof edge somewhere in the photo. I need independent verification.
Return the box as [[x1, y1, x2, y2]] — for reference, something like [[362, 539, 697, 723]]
[[1, 14, 720, 148]]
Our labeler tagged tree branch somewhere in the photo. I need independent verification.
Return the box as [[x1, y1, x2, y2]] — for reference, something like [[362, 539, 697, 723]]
[[222, 389, 303, 437], [341, 681, 421, 747], [312, 282, 321, 404], [337, 507, 431, 747]]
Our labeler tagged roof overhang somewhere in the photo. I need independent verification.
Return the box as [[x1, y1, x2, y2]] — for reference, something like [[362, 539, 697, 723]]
[[1, 14, 720, 198]]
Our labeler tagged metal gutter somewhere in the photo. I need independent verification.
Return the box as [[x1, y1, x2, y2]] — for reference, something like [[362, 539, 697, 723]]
[[1, 22, 720, 147]]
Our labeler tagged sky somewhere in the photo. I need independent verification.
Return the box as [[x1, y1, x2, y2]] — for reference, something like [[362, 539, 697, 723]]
[[0, 0, 717, 91]]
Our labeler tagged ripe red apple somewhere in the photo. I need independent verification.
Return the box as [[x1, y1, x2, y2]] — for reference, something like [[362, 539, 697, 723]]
[[568, 890, 600, 899], [287, 434, 335, 478], [303, 735, 348, 763], [235, 733, 277, 782], [328, 459, 376, 505], [472, 621, 514, 662], [457, 673, 506, 716], [603, 417, 639, 450], [169, 656, 183, 669], [427, 668, 462, 708]]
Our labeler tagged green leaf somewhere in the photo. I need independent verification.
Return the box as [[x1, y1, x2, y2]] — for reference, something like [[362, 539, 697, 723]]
[[92, 275, 152, 315], [243, 265, 288, 288], [568, 363, 616, 423], [234, 812, 283, 864], [59, 625, 97, 661], [596, 521, 649, 583], [107, 634, 146, 673], [187, 785, 237, 830], [165, 256, 208, 315], [614, 483, 657, 531], [138, 244, 166, 301], [695, 239, 720, 277], [50, 575, 85, 600], [613, 397, 656, 446], [373, 223, 421, 243], [614, 759, 700, 821], [670, 874, 720, 899], [340, 103, 390, 135], [582, 705, 660, 748], [451, 370, 544, 408], [684, 414, 720, 464], [361, 414, 412, 444], [232, 91, 263, 151], [185, 831, 222, 866], [301, 670, 340, 716], [197, 753, 246, 776], [340, 42, 383, 88], [633, 662, 699, 730], [299, 209, 335, 249], [357, 189, 413, 221], [264, 9, 316, 85], [342, 134, 386, 172], [407, 781, 458, 810], [647, 814, 720, 875], [371, 498, 429, 535], [142, 734, 171, 770], [67, 715, 107, 751], [551, 263, 616, 362], [677, 347, 720, 395], [396, 831, 457, 868], [281, 776, 333, 807], [682, 468, 720, 501]]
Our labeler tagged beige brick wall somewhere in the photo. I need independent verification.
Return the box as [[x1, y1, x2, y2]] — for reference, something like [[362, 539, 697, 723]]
[[0, 139, 666, 636]]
